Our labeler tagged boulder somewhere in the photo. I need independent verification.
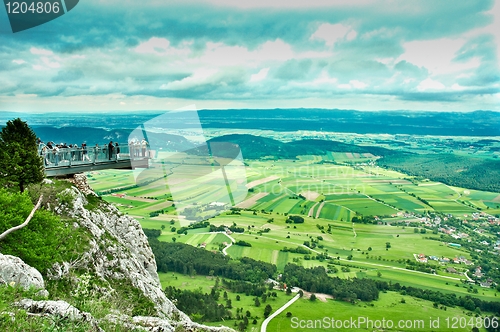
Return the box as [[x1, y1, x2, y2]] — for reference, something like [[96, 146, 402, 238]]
[[14, 299, 101, 330], [0, 254, 44, 290]]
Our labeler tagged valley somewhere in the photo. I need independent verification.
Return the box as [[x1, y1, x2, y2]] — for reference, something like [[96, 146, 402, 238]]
[[87, 129, 500, 331]]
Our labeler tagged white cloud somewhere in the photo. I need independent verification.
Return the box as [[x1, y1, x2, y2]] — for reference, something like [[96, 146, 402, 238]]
[[135, 37, 170, 54], [30, 47, 53, 56], [310, 23, 357, 46], [160, 68, 219, 90], [417, 78, 445, 91], [451, 83, 466, 91], [350, 80, 368, 89], [41, 57, 61, 69], [463, 1, 500, 62], [12, 59, 26, 64], [397, 38, 480, 75], [199, 39, 295, 67], [134, 37, 191, 56], [257, 39, 295, 61], [250, 68, 269, 82], [345, 30, 358, 41], [313, 71, 338, 85]]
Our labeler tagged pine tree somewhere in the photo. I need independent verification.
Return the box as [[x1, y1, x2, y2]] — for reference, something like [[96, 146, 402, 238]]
[[264, 304, 272, 318], [0, 118, 44, 192], [254, 297, 260, 307]]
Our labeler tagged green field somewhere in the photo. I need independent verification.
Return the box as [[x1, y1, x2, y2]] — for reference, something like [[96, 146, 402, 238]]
[[87, 149, 500, 330], [267, 291, 488, 332], [89, 156, 500, 220], [158, 272, 295, 330]]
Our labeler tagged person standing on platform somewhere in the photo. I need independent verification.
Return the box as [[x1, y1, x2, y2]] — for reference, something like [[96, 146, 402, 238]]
[[128, 140, 134, 160], [94, 144, 100, 163], [115, 142, 120, 159], [141, 139, 148, 157], [108, 141, 114, 160], [82, 143, 90, 161]]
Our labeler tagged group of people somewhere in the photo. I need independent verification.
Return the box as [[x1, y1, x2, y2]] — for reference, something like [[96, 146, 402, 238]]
[[128, 138, 149, 158], [38, 138, 149, 167], [106, 141, 121, 160], [39, 139, 123, 166], [39, 141, 91, 166]]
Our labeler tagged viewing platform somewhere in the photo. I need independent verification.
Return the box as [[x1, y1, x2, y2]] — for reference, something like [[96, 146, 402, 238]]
[[40, 143, 152, 177]]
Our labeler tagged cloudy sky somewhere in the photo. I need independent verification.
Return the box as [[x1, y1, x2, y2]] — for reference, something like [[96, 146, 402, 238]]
[[0, 0, 499, 112]]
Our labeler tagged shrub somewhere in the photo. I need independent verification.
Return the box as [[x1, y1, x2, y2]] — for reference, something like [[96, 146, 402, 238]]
[[0, 188, 85, 274]]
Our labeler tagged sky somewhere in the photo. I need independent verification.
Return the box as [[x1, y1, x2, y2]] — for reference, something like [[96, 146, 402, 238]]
[[0, 0, 499, 112]]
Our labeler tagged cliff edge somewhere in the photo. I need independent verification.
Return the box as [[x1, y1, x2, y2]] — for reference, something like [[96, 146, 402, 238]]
[[0, 175, 233, 332]]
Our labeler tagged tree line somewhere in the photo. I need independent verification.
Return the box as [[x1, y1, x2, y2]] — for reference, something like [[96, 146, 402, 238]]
[[282, 264, 380, 302], [384, 283, 500, 315], [164, 285, 231, 322], [148, 238, 276, 283]]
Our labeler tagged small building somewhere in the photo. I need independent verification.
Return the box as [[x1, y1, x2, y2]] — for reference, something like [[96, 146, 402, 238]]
[[446, 267, 457, 274]]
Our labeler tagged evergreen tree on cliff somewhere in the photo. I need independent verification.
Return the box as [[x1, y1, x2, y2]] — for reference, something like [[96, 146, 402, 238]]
[[0, 118, 44, 192]]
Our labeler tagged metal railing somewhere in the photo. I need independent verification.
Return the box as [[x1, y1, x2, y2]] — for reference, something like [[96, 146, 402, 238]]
[[39, 143, 150, 168]]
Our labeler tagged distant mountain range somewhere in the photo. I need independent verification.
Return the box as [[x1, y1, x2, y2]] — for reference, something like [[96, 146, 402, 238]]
[[2, 109, 499, 136], [206, 134, 397, 159], [31, 125, 398, 159]]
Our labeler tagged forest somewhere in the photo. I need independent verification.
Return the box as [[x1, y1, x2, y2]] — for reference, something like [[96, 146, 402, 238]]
[[282, 264, 380, 302], [147, 237, 276, 283], [386, 283, 500, 317], [164, 284, 231, 322], [378, 153, 500, 193]]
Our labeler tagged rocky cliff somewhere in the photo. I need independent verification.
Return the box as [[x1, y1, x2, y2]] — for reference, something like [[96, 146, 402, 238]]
[[0, 175, 234, 332]]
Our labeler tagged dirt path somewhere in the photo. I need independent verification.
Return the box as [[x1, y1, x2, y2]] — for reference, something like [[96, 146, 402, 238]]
[[236, 192, 269, 208], [301, 290, 333, 302], [308, 202, 319, 217], [301, 190, 320, 200], [315, 201, 325, 219], [246, 176, 279, 189]]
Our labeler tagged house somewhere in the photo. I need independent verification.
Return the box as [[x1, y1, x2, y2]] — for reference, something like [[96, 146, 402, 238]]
[[199, 242, 207, 249], [446, 267, 457, 274], [473, 267, 483, 278], [480, 281, 492, 288]]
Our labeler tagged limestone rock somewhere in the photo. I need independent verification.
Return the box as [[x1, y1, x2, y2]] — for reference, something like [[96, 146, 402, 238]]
[[14, 299, 101, 330], [103, 314, 234, 332], [46, 175, 234, 331], [68, 173, 97, 196], [0, 254, 44, 290]]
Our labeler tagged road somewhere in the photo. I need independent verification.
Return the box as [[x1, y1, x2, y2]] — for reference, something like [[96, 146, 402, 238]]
[[237, 233, 463, 281], [194, 232, 235, 256], [261, 293, 301, 332]]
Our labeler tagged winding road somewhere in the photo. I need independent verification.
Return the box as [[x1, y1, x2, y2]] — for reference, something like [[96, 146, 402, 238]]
[[261, 293, 301, 332]]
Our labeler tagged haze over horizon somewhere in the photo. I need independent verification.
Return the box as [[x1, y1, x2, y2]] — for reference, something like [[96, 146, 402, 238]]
[[0, 0, 499, 113]]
